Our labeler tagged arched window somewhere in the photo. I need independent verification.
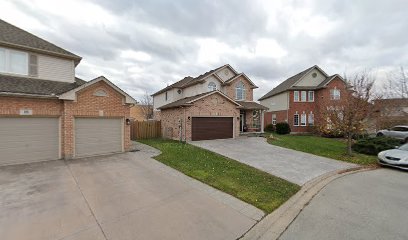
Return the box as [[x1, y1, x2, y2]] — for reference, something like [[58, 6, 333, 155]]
[[235, 81, 246, 100], [208, 82, 217, 91]]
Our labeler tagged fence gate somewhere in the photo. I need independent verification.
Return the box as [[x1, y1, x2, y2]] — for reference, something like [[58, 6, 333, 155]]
[[131, 121, 161, 140]]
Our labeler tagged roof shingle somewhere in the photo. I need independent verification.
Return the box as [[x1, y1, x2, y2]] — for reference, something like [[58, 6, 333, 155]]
[[0, 19, 81, 63], [0, 74, 86, 97]]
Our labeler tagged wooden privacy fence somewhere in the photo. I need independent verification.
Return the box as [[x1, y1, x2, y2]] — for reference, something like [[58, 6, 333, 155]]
[[131, 120, 161, 140]]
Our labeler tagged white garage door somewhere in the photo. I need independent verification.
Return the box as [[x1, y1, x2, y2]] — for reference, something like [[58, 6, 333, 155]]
[[0, 117, 59, 166], [75, 118, 123, 158]]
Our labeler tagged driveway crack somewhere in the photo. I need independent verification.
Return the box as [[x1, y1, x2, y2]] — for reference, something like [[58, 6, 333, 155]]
[[64, 161, 109, 240]]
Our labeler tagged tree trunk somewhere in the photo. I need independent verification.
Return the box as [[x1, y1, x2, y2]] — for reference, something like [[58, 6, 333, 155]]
[[347, 133, 353, 156]]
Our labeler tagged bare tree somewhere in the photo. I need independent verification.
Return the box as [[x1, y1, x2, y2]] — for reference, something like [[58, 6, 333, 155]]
[[139, 91, 153, 120], [383, 66, 408, 99], [317, 72, 380, 155]]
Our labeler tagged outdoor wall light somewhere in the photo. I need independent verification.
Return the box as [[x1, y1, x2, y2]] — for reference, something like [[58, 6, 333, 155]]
[[237, 116, 240, 120], [126, 118, 131, 125], [188, 116, 191, 120]]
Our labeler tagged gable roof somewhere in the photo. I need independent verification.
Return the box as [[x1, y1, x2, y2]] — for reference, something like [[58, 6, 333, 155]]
[[0, 19, 81, 65], [152, 65, 229, 96], [222, 73, 258, 89], [158, 90, 242, 110], [0, 73, 86, 98], [259, 65, 330, 100], [59, 76, 137, 104], [151, 64, 258, 96]]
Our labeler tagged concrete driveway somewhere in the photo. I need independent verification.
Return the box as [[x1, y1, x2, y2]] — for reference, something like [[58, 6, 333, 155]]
[[280, 168, 408, 240], [0, 143, 262, 240], [191, 137, 356, 185]]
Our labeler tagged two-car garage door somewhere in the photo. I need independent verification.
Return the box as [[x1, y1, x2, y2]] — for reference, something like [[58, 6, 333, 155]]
[[0, 117, 59, 166], [192, 117, 233, 141]]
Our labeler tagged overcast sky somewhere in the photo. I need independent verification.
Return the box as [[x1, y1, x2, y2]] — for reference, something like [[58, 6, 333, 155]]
[[1, 0, 407, 101]]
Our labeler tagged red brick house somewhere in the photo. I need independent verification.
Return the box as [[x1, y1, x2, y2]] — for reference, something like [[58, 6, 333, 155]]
[[259, 65, 347, 133], [0, 20, 136, 166], [152, 65, 267, 141]]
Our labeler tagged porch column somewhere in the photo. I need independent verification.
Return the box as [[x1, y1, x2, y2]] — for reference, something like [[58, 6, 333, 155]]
[[260, 110, 265, 133]]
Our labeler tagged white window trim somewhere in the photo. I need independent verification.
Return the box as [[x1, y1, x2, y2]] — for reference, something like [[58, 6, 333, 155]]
[[308, 91, 314, 102], [301, 91, 307, 102], [308, 111, 314, 126], [301, 112, 307, 126], [0, 47, 29, 76], [235, 81, 246, 100], [294, 112, 299, 126], [294, 91, 299, 102], [208, 81, 217, 91], [330, 88, 341, 100], [272, 114, 277, 125]]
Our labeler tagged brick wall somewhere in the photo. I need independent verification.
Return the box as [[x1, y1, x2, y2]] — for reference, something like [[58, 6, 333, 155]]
[[161, 93, 240, 141], [62, 81, 131, 158], [287, 77, 347, 133], [264, 110, 288, 126], [224, 76, 254, 101], [0, 96, 62, 116], [0, 81, 132, 160]]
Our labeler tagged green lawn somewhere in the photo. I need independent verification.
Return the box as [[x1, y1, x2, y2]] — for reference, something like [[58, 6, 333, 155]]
[[139, 138, 300, 213], [267, 134, 377, 165]]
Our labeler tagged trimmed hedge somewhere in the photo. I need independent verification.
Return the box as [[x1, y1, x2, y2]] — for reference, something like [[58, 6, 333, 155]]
[[352, 137, 401, 155], [275, 122, 291, 135], [264, 124, 275, 132]]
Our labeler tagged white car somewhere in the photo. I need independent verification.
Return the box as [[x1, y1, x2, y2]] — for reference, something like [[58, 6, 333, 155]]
[[376, 125, 408, 143], [378, 143, 408, 170]]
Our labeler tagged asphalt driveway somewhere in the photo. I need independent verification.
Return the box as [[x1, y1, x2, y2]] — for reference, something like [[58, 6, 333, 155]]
[[280, 169, 408, 240], [191, 137, 356, 185], [0, 144, 262, 240]]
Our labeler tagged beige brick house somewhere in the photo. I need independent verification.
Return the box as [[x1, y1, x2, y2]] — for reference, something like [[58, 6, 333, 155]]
[[152, 65, 267, 141], [0, 19, 136, 166], [259, 65, 348, 133]]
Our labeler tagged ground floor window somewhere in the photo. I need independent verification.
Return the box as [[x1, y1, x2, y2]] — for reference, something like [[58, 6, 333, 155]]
[[294, 113, 299, 126], [301, 112, 307, 126], [272, 114, 277, 125], [308, 112, 314, 126]]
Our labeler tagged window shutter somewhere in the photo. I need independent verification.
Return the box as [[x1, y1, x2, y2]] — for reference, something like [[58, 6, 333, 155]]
[[29, 54, 38, 77]]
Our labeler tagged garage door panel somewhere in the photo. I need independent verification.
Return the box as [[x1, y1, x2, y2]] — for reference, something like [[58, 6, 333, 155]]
[[192, 117, 233, 141], [0, 118, 59, 166], [75, 118, 122, 157]]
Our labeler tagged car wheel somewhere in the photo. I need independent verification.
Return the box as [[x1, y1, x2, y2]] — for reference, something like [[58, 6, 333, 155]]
[[377, 132, 384, 137]]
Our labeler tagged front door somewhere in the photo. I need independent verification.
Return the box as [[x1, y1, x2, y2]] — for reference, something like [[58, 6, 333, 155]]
[[240, 110, 246, 132]]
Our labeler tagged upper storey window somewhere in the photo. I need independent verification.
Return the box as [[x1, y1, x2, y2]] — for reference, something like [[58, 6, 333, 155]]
[[0, 47, 29, 76], [208, 82, 217, 91], [330, 88, 341, 100], [235, 81, 246, 100]]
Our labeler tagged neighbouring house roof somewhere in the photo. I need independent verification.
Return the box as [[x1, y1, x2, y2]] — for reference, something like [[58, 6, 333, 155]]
[[0, 73, 86, 97], [0, 19, 82, 65], [158, 90, 242, 110], [152, 64, 257, 96], [258, 65, 339, 101], [58, 76, 137, 104], [236, 101, 268, 110]]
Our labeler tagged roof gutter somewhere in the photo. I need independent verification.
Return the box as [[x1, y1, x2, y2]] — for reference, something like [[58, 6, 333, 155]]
[[0, 92, 59, 99]]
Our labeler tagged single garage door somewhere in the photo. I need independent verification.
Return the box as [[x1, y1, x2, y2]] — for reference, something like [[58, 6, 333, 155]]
[[75, 118, 122, 157], [0, 117, 59, 166], [192, 117, 233, 141]]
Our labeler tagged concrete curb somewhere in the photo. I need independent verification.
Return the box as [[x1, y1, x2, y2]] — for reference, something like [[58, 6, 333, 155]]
[[239, 166, 375, 240]]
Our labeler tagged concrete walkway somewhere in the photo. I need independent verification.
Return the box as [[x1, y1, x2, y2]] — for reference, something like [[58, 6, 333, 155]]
[[191, 137, 356, 185], [0, 143, 263, 240], [280, 168, 408, 240]]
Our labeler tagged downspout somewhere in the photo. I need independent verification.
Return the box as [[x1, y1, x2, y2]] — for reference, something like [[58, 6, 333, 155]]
[[286, 92, 290, 122]]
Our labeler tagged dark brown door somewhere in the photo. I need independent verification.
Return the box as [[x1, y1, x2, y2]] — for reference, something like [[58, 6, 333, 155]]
[[192, 117, 233, 141]]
